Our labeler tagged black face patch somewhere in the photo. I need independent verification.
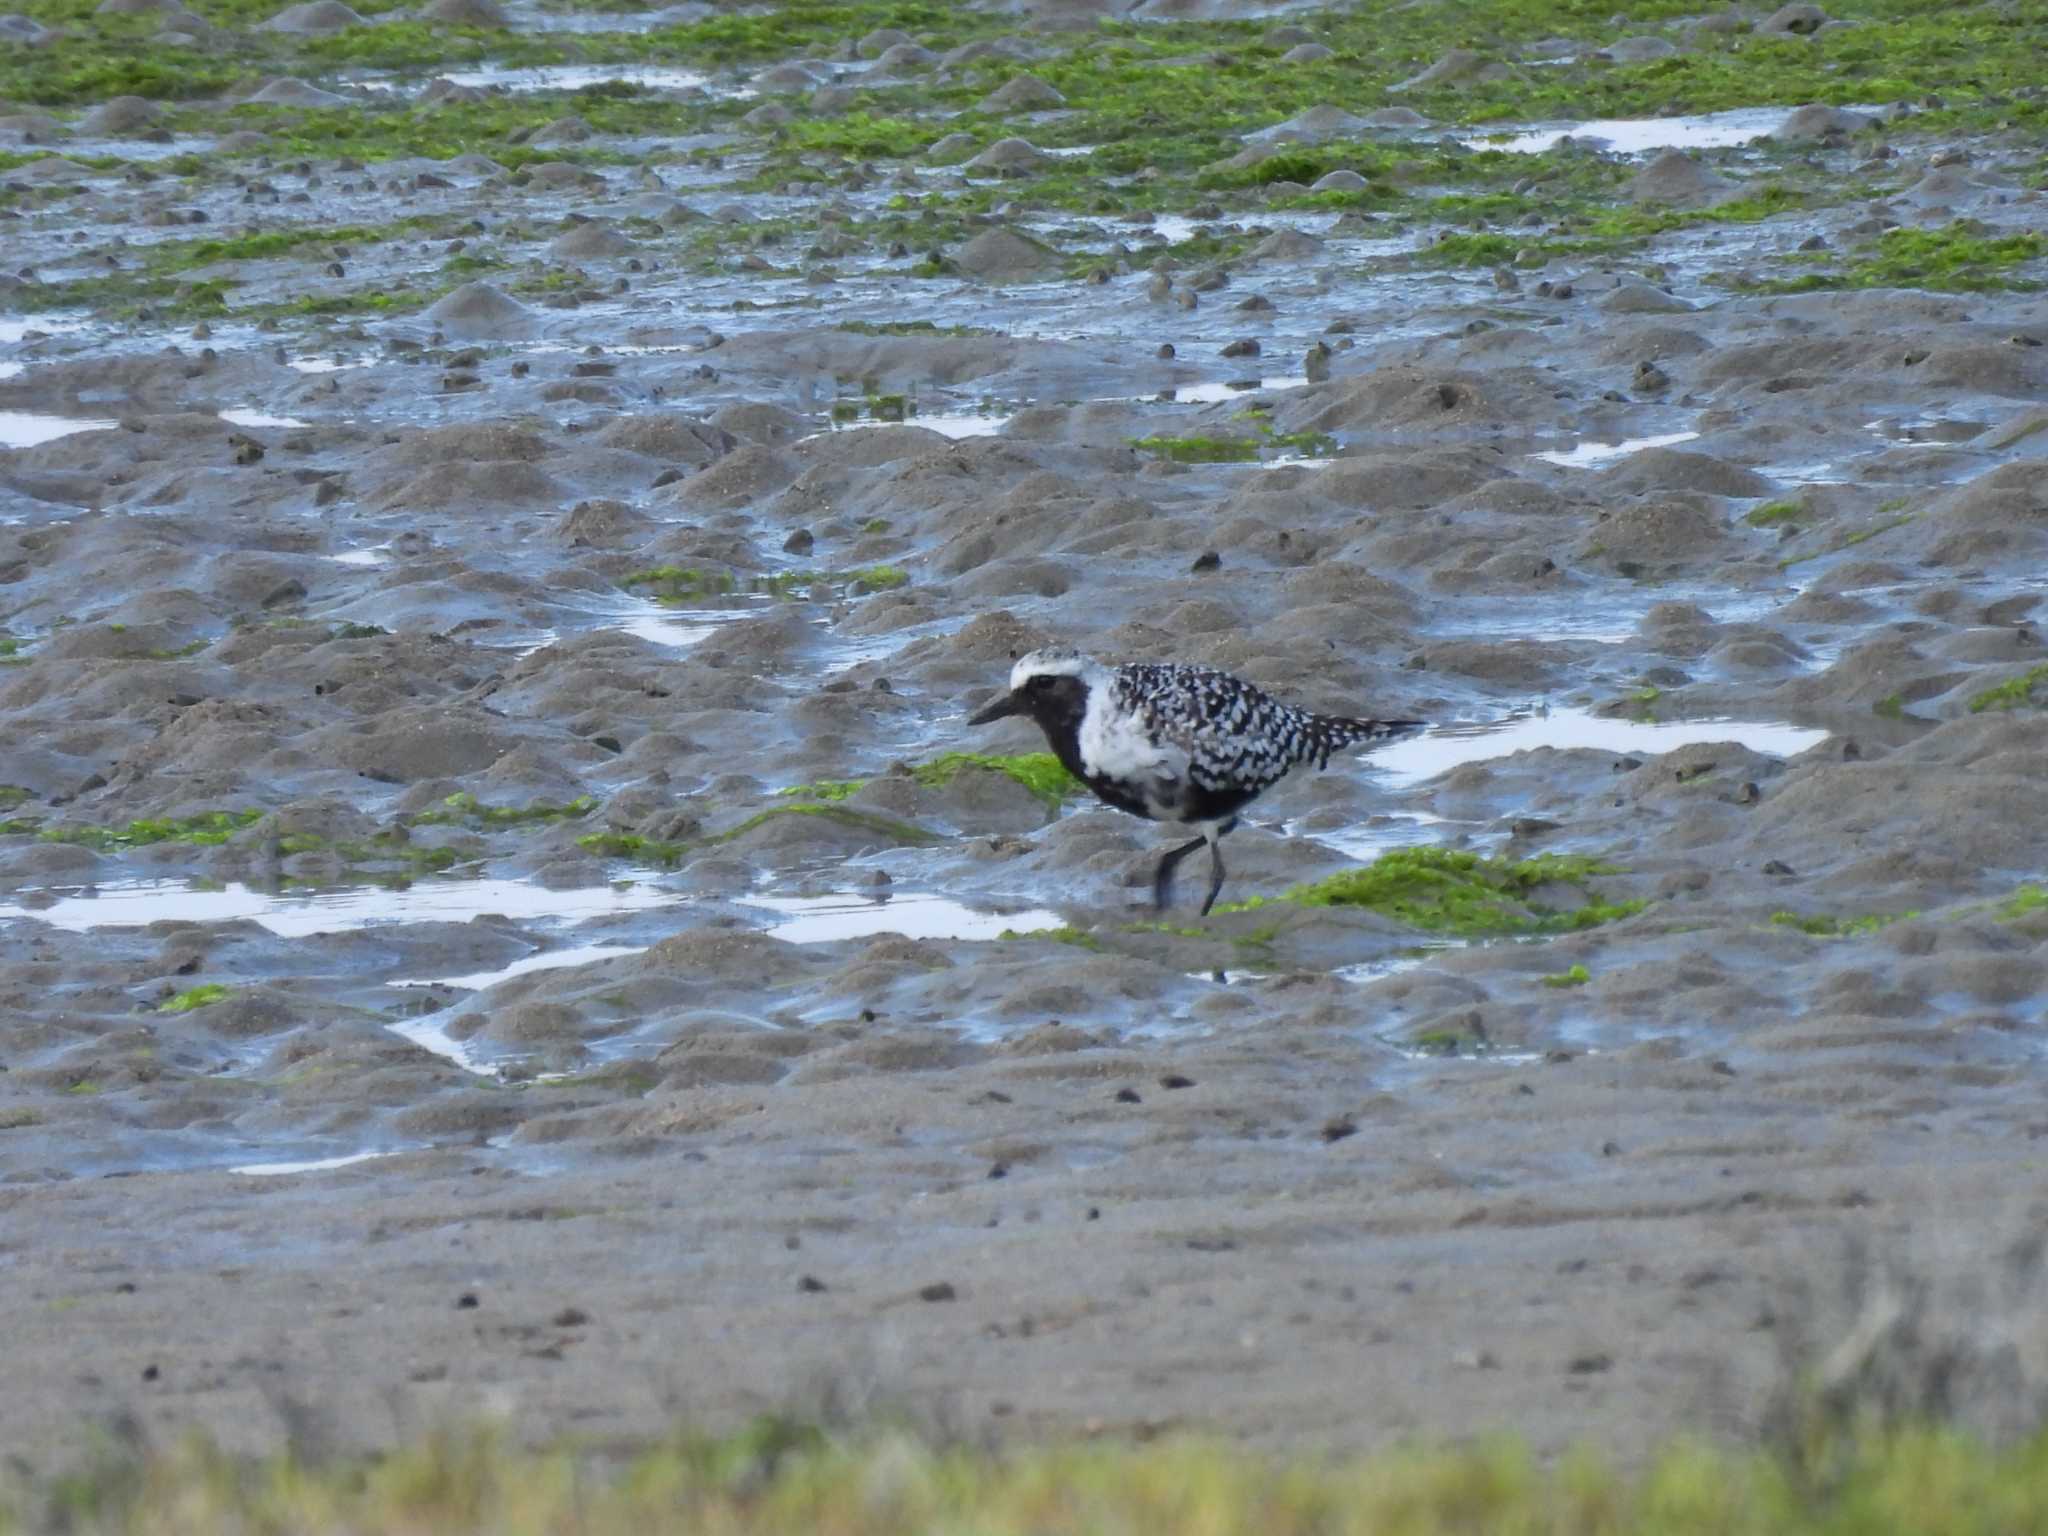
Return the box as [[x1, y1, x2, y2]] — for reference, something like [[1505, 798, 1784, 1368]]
[[1023, 673, 1088, 732]]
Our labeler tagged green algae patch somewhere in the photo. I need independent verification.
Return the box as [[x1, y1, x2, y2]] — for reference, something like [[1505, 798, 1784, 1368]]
[[158, 983, 232, 1014], [1000, 924, 1101, 950], [712, 802, 941, 848], [781, 753, 1080, 813], [39, 809, 263, 852], [1745, 500, 1806, 529], [410, 793, 598, 829], [1224, 849, 1644, 936], [907, 752, 1077, 809], [576, 831, 689, 866], [580, 802, 941, 866], [1770, 909, 1916, 938], [12, 1413, 2048, 1535], [1968, 663, 2048, 713], [1129, 435, 1261, 464], [1540, 963, 1591, 988], [620, 566, 736, 603], [1744, 224, 2045, 296], [2000, 886, 2048, 922]]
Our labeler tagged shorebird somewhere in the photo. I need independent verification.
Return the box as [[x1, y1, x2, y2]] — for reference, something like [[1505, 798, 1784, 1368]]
[[968, 647, 1424, 915]]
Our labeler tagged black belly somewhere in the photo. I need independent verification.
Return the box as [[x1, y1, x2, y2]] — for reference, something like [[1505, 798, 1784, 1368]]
[[1039, 711, 1262, 826], [1078, 769, 1259, 826]]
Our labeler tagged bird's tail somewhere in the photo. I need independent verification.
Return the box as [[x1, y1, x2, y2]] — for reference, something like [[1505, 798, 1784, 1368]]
[[1304, 713, 1426, 770]]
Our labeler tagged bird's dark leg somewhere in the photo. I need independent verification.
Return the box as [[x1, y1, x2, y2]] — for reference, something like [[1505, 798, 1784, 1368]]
[[1152, 834, 1207, 910], [1197, 819, 1238, 918]]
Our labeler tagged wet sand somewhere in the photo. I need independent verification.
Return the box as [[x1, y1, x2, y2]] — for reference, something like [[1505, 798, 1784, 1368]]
[[3, 0, 2047, 1474]]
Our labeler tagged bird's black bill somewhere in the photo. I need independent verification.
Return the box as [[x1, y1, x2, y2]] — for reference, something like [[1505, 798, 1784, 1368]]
[[967, 691, 1024, 726]]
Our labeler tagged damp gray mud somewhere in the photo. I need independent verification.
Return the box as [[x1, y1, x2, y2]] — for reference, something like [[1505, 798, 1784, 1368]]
[[1, 0, 2046, 1470]]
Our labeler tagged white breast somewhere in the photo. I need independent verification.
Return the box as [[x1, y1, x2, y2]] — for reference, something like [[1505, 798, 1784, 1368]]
[[1078, 689, 1189, 817]]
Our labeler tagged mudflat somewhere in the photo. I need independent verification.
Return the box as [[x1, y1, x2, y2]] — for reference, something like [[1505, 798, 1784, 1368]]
[[2, 0, 2045, 1474]]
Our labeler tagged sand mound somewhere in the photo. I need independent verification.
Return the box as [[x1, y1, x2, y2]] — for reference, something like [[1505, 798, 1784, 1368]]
[[421, 282, 539, 340]]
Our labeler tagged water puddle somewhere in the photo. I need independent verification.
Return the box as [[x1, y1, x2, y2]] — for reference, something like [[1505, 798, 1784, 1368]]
[[1461, 105, 1794, 156], [406, 942, 645, 992], [1531, 430, 1700, 468], [1172, 375, 1309, 403], [743, 891, 1065, 944], [1292, 810, 1452, 863], [0, 410, 118, 448], [328, 546, 391, 567], [1761, 460, 1852, 485], [358, 62, 722, 94], [288, 355, 374, 374], [231, 1149, 399, 1176], [220, 407, 311, 429], [817, 408, 1011, 440], [0, 317, 91, 344], [0, 875, 675, 938], [1368, 707, 1830, 787]]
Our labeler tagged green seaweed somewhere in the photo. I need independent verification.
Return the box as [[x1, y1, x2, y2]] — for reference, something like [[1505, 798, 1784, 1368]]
[[712, 802, 941, 848], [999, 925, 1101, 950], [1225, 848, 1644, 936], [158, 983, 232, 1013], [578, 800, 940, 866], [780, 752, 1080, 813], [410, 793, 598, 829], [1128, 435, 1261, 463], [1967, 663, 2048, 713], [1744, 501, 1806, 529], [574, 831, 689, 866], [1769, 910, 1916, 937], [620, 567, 737, 604], [2000, 885, 2047, 921], [1743, 224, 2044, 296], [38, 810, 262, 851], [1540, 963, 1591, 988]]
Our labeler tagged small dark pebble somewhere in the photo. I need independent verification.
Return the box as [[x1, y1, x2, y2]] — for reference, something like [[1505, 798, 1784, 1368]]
[[1191, 550, 1221, 573], [797, 1275, 827, 1294], [919, 1282, 957, 1303], [142, 1364, 159, 1382], [1568, 1353, 1614, 1374], [1601, 1140, 1623, 1156], [1321, 1116, 1357, 1143], [988, 1162, 1009, 1180], [456, 1293, 479, 1310], [1114, 1087, 1142, 1103], [1086, 1207, 1100, 1221], [552, 1307, 588, 1327], [1159, 1074, 1194, 1090], [1763, 859, 1795, 876], [1709, 1060, 1737, 1077]]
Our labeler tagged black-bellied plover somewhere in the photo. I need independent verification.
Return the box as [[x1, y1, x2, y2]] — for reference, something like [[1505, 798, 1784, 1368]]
[[968, 648, 1424, 915]]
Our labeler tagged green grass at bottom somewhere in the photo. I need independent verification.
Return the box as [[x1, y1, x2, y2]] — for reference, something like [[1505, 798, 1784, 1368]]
[[1223, 848, 1644, 935], [22, 1421, 2048, 1535]]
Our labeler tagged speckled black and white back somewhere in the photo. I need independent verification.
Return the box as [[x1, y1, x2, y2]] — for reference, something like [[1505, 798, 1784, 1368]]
[[1109, 662, 1412, 798], [1002, 648, 1420, 830]]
